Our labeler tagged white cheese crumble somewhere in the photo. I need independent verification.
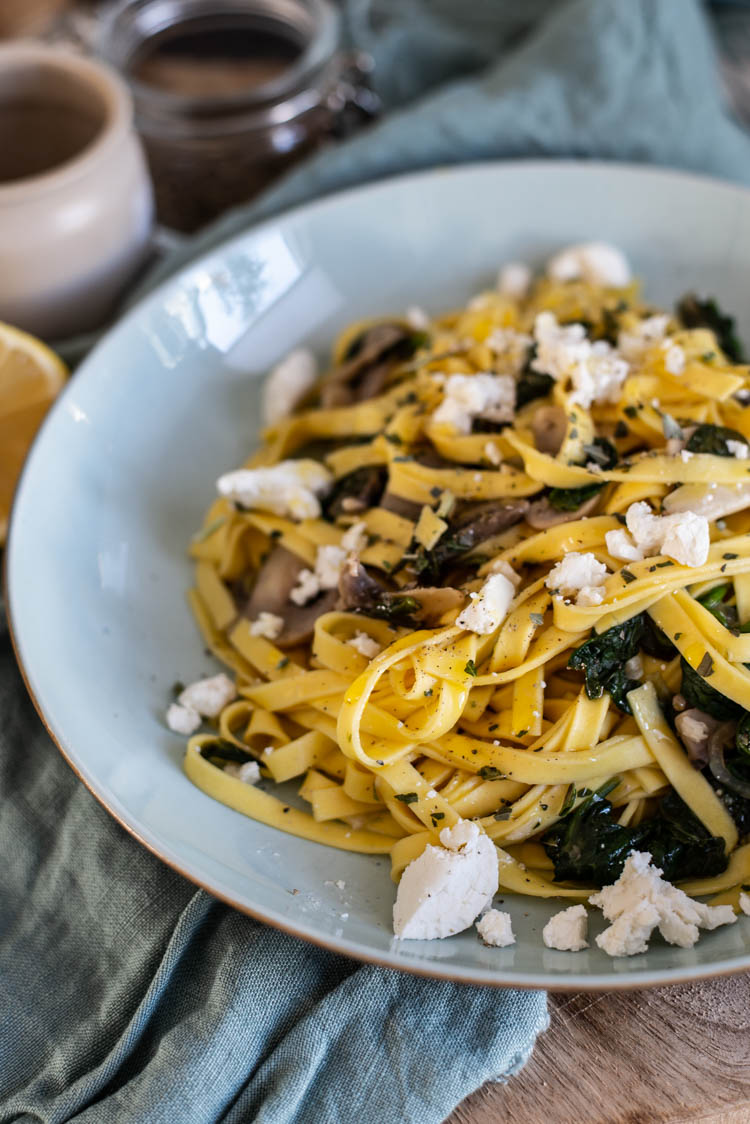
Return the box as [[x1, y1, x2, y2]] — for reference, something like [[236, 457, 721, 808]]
[[545, 551, 608, 607], [456, 572, 517, 635], [497, 261, 532, 300], [262, 348, 318, 426], [224, 760, 261, 785], [347, 631, 382, 659], [739, 891, 750, 916], [393, 821, 499, 940], [476, 909, 515, 948], [542, 904, 589, 951], [405, 305, 430, 330], [605, 501, 709, 568], [546, 242, 631, 288], [166, 702, 201, 736], [249, 611, 284, 639], [589, 851, 736, 957], [727, 439, 749, 460], [617, 314, 669, 362], [217, 459, 333, 521], [178, 673, 237, 718], [532, 312, 629, 409], [432, 372, 516, 434], [662, 340, 686, 376], [485, 328, 532, 375], [290, 521, 368, 606]]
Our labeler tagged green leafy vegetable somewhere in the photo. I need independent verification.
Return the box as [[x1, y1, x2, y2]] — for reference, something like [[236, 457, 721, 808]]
[[680, 657, 743, 720], [640, 615, 677, 660], [685, 424, 749, 457], [677, 294, 745, 362], [370, 595, 421, 624], [736, 714, 750, 759], [200, 739, 254, 768], [395, 792, 419, 805], [516, 365, 554, 409], [548, 482, 604, 512], [542, 785, 727, 885], [568, 615, 645, 712], [697, 583, 740, 631]]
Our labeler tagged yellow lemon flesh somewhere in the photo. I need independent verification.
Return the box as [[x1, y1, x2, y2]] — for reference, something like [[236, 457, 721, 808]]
[[0, 322, 67, 544]]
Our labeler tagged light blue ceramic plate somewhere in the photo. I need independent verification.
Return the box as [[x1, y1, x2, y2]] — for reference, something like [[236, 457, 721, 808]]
[[9, 161, 750, 990]]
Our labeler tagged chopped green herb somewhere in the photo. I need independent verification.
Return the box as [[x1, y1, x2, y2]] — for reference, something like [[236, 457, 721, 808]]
[[424, 688, 434, 697], [171, 681, 185, 697], [395, 792, 419, 805], [430, 812, 445, 826], [614, 420, 629, 438], [696, 652, 714, 678], [624, 405, 639, 419], [529, 612, 545, 626], [276, 657, 289, 670], [724, 553, 739, 560], [479, 765, 504, 781], [464, 659, 478, 677], [620, 569, 637, 584], [384, 432, 403, 445]]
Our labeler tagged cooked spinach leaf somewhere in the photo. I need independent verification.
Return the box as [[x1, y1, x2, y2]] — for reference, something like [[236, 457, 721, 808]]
[[515, 364, 554, 409], [677, 294, 745, 362], [200, 739, 254, 767], [736, 714, 750, 759], [685, 424, 749, 457], [582, 437, 618, 469], [542, 785, 727, 885], [680, 657, 743, 720], [568, 615, 644, 712], [548, 481, 605, 512], [640, 614, 678, 660]]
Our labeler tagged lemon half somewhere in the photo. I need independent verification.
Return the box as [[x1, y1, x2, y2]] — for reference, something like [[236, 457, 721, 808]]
[[0, 322, 67, 544]]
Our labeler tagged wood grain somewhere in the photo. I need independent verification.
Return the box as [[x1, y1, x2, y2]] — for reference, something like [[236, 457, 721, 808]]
[[449, 976, 750, 1124]]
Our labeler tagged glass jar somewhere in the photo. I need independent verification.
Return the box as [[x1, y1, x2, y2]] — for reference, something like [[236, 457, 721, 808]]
[[99, 0, 379, 232]]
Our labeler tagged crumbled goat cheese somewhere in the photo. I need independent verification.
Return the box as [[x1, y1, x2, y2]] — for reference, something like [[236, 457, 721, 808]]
[[179, 673, 237, 718], [532, 312, 629, 408], [217, 459, 333, 521], [605, 501, 709, 568], [166, 702, 201, 736], [546, 242, 631, 288], [617, 314, 670, 362], [727, 439, 749, 460], [739, 891, 750, 916], [624, 654, 644, 680], [542, 904, 589, 951], [249, 611, 284, 639], [440, 820, 481, 851], [590, 851, 736, 957], [290, 521, 368, 606], [662, 340, 686, 376], [485, 328, 532, 375], [262, 348, 318, 425], [432, 372, 516, 434], [680, 449, 694, 463], [224, 760, 261, 785], [348, 631, 382, 659], [486, 558, 522, 586], [405, 305, 430, 330], [393, 821, 499, 939], [289, 567, 321, 606], [456, 572, 517, 634], [545, 551, 608, 607], [663, 482, 750, 521], [497, 261, 532, 300], [476, 909, 515, 947]]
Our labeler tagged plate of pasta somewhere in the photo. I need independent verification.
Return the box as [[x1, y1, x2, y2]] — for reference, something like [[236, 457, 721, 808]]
[[9, 160, 750, 987]]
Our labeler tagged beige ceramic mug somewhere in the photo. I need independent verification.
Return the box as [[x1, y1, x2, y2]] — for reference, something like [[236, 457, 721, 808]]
[[0, 44, 154, 340]]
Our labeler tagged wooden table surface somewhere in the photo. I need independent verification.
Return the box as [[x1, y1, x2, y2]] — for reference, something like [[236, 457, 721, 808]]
[[449, 975, 750, 1123]]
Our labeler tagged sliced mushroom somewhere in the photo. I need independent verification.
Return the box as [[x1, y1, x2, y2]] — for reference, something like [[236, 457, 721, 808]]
[[242, 545, 337, 649], [338, 557, 464, 626], [382, 492, 423, 520], [531, 405, 567, 455], [525, 492, 600, 530], [674, 707, 724, 768], [424, 500, 529, 578], [320, 323, 416, 408]]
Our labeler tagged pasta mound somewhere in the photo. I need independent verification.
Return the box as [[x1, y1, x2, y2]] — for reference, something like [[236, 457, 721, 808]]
[[182, 265, 750, 902]]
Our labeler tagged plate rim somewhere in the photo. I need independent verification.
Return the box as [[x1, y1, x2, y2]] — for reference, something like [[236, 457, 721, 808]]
[[8, 157, 750, 991]]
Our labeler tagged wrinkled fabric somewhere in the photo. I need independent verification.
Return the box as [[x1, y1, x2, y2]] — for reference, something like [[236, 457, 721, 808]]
[[4, 1, 750, 1121]]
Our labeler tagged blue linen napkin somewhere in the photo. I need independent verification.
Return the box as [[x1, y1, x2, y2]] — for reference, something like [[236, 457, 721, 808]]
[[3, 1, 750, 1121]]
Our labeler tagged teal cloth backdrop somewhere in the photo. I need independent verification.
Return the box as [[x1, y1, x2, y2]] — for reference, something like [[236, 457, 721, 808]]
[[3, 1, 750, 1121]]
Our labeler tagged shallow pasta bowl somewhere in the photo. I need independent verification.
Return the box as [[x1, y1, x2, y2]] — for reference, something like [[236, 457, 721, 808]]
[[8, 160, 750, 989]]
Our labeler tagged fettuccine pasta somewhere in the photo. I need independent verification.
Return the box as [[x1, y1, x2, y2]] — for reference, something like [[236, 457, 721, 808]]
[[178, 248, 750, 917]]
